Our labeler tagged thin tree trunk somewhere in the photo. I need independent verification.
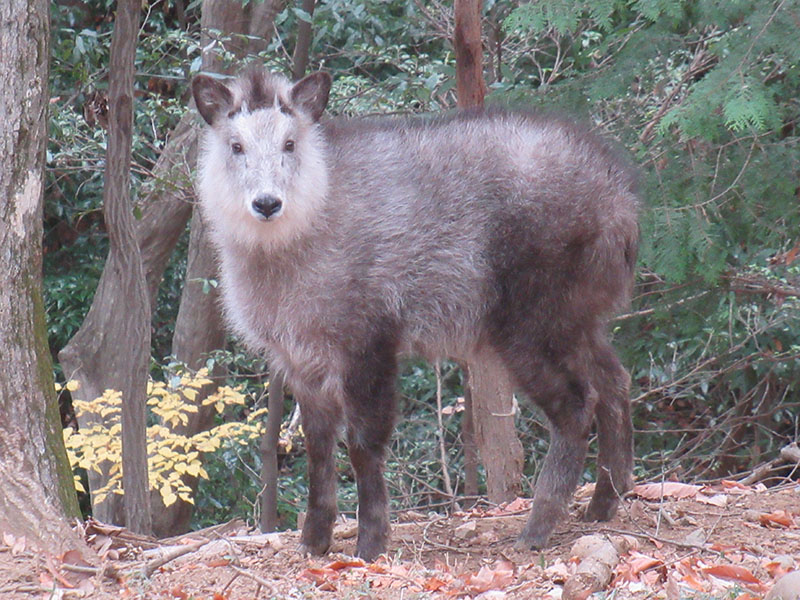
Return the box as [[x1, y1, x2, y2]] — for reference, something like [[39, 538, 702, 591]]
[[453, 0, 523, 502], [291, 0, 317, 81], [260, 372, 285, 532], [60, 0, 152, 534], [454, 0, 487, 108], [460, 366, 479, 502], [150, 0, 287, 537], [0, 0, 87, 556], [151, 209, 226, 536], [137, 113, 198, 307], [467, 356, 524, 503]]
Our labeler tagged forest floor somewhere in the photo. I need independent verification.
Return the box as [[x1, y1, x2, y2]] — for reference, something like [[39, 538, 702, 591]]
[[2, 480, 799, 599]]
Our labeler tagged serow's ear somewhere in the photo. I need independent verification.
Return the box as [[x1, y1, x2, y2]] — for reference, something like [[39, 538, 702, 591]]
[[192, 75, 234, 125], [290, 72, 332, 122]]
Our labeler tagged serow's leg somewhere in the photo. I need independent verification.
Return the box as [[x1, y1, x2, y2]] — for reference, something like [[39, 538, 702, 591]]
[[298, 401, 341, 556], [585, 342, 633, 522]]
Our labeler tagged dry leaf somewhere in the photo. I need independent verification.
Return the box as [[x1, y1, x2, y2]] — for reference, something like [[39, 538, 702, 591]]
[[424, 576, 448, 591], [169, 585, 188, 599], [464, 560, 515, 594], [763, 555, 794, 578], [632, 482, 701, 500], [720, 480, 751, 491], [696, 493, 728, 506], [503, 497, 532, 513], [703, 564, 762, 585], [323, 558, 366, 571], [759, 510, 796, 529]]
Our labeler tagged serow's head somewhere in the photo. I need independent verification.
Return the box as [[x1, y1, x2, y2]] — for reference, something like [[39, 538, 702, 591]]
[[192, 67, 331, 241]]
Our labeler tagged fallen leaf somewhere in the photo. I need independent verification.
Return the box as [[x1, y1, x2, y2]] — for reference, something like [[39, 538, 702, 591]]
[[463, 560, 515, 594], [204, 558, 230, 567], [720, 480, 751, 491], [696, 493, 727, 507], [702, 564, 761, 585], [504, 497, 532, 513], [763, 555, 794, 578], [300, 567, 339, 591], [632, 482, 701, 500], [424, 576, 448, 591], [324, 558, 366, 571], [759, 510, 796, 529], [170, 585, 188, 599]]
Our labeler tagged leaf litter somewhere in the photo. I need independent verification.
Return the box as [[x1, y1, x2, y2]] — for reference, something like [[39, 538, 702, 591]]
[[1, 481, 799, 599]]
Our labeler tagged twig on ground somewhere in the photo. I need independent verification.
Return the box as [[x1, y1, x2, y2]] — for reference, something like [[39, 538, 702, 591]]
[[421, 516, 472, 554], [598, 527, 715, 552], [142, 540, 208, 578], [229, 564, 277, 595]]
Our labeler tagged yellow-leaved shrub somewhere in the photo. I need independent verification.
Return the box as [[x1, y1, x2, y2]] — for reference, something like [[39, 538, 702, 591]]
[[60, 369, 268, 508]]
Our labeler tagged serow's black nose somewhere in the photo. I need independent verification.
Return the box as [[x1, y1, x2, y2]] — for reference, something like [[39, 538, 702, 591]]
[[251, 195, 283, 219]]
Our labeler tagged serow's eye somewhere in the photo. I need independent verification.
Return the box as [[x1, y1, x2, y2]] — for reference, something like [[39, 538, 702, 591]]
[[231, 142, 244, 155], [283, 139, 295, 153]]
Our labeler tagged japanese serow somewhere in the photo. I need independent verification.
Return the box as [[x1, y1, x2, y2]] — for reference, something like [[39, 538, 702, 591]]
[[192, 66, 639, 561]]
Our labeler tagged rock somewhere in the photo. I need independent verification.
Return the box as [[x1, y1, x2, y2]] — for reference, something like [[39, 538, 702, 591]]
[[454, 520, 478, 541], [563, 535, 619, 600], [683, 528, 706, 546], [475, 591, 507, 600], [766, 571, 800, 600]]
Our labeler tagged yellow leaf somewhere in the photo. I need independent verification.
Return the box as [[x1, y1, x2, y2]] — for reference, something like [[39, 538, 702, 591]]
[[66, 380, 80, 392]]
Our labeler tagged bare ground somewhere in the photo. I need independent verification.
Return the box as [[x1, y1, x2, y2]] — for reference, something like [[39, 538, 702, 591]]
[[2, 481, 799, 599]]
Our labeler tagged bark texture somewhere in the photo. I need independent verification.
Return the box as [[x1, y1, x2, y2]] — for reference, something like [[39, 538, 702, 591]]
[[454, 0, 488, 108], [291, 0, 317, 81], [59, 0, 152, 534], [0, 0, 85, 555], [151, 0, 286, 536], [467, 356, 524, 503], [260, 371, 285, 532], [453, 0, 523, 501]]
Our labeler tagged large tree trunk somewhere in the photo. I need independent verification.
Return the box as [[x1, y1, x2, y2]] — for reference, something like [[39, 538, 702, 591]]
[[453, 0, 522, 503], [59, 0, 152, 534], [0, 0, 86, 556]]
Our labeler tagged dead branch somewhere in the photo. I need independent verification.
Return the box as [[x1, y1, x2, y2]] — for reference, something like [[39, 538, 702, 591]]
[[142, 539, 208, 578], [738, 442, 800, 486]]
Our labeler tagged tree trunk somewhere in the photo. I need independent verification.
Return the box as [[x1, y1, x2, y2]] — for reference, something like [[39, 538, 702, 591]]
[[460, 365, 479, 502], [291, 0, 317, 81], [59, 0, 152, 534], [150, 0, 287, 537], [151, 209, 226, 536], [454, 0, 487, 108], [0, 0, 87, 556], [454, 0, 523, 502], [467, 356, 524, 503], [260, 371, 285, 532]]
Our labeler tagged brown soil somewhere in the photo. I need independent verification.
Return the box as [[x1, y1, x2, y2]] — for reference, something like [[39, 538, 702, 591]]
[[1, 481, 799, 599]]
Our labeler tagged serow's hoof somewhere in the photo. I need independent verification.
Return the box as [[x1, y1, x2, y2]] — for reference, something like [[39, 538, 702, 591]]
[[298, 541, 330, 557], [513, 533, 548, 552], [584, 496, 619, 523]]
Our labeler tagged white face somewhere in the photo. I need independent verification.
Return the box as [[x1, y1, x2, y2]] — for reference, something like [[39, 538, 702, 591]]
[[198, 103, 328, 250]]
